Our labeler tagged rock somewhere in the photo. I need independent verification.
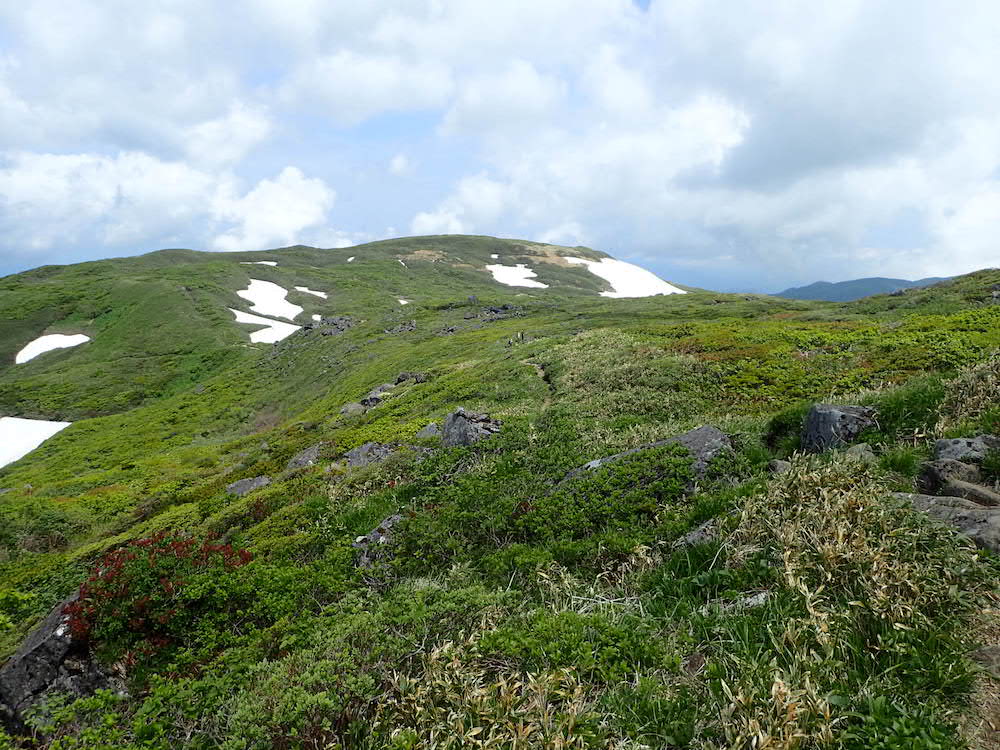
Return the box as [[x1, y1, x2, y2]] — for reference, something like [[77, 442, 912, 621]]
[[353, 514, 404, 569], [395, 371, 427, 385], [0, 595, 117, 733], [285, 443, 325, 471], [225, 476, 271, 497], [339, 402, 367, 417], [846, 442, 877, 463], [415, 423, 441, 439], [940, 479, 1000, 507], [437, 326, 458, 336], [767, 459, 792, 475], [306, 316, 353, 336], [463, 311, 477, 319], [933, 435, 1000, 463], [344, 442, 396, 468], [972, 645, 1000, 679], [441, 408, 502, 447], [801, 404, 877, 453], [565, 426, 734, 484], [385, 320, 416, 335], [897, 492, 1000, 553], [677, 520, 717, 547], [917, 459, 981, 494], [361, 383, 395, 407]]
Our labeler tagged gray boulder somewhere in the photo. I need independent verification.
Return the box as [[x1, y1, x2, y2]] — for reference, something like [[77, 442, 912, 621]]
[[344, 442, 396, 468], [395, 371, 427, 384], [676, 519, 718, 547], [415, 423, 441, 439], [917, 459, 981, 494], [933, 435, 1000, 463], [286, 443, 325, 471], [361, 383, 396, 407], [845, 442, 877, 463], [767, 459, 792, 475], [563, 425, 734, 484], [353, 514, 404, 569], [898, 492, 1000, 553], [442, 408, 502, 447], [226, 476, 271, 497], [339, 402, 367, 417], [801, 404, 877, 453], [940, 479, 1000, 507], [0, 596, 117, 733]]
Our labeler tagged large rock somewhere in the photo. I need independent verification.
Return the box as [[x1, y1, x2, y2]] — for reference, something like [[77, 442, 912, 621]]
[[225, 476, 271, 497], [353, 514, 404, 569], [563, 425, 734, 484], [286, 443, 325, 471], [933, 435, 1000, 463], [442, 408, 502, 447], [0, 596, 116, 733], [917, 459, 981, 494], [897, 492, 1000, 553], [344, 442, 396, 468], [415, 423, 441, 439], [801, 404, 876, 453], [339, 402, 367, 417], [940, 479, 1000, 507], [395, 371, 427, 384], [361, 383, 395, 407]]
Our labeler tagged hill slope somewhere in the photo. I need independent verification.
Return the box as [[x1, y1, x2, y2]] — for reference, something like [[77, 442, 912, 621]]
[[1, 236, 999, 749], [775, 275, 948, 301]]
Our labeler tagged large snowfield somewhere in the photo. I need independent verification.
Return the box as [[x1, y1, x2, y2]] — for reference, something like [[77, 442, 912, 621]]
[[236, 280, 304, 320], [0, 417, 72, 469], [485, 263, 549, 288], [566, 257, 686, 297], [229, 308, 301, 344], [15, 333, 91, 364]]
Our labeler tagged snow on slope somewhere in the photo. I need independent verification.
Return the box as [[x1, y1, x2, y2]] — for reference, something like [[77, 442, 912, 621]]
[[485, 263, 549, 289], [15, 334, 90, 364], [566, 257, 685, 297], [0, 417, 72, 468], [229, 309, 301, 344], [241, 261, 277, 266], [294, 286, 328, 299], [236, 280, 303, 320]]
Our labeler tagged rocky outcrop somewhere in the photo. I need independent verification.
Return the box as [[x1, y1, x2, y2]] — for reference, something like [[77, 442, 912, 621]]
[[562, 425, 734, 484], [845, 442, 876, 463], [415, 423, 441, 439], [442, 409, 502, 447], [344, 442, 396, 468], [353, 514, 404, 569], [940, 479, 1000, 507], [384, 320, 416, 335], [285, 443, 325, 471], [933, 435, 1000, 463], [339, 402, 367, 418], [361, 383, 395, 407], [897, 492, 1000, 554], [304, 316, 354, 336], [226, 476, 271, 497], [801, 404, 877, 453], [918, 459, 981, 494], [676, 519, 718, 547], [0, 596, 117, 733], [767, 459, 792, 475], [395, 371, 427, 384]]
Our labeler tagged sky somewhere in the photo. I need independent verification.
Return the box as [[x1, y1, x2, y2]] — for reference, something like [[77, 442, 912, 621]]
[[1, 1, 999, 292]]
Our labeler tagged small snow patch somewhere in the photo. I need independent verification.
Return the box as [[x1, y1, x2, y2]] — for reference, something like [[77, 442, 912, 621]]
[[485, 263, 549, 289], [15, 334, 90, 364], [490, 254, 499, 259], [312, 314, 322, 322], [398, 259, 407, 268], [229, 308, 301, 344], [398, 299, 410, 305], [237, 279, 303, 320], [347, 256, 355, 262], [294, 286, 328, 299], [0, 417, 72, 469], [566, 257, 686, 297], [240, 261, 277, 266]]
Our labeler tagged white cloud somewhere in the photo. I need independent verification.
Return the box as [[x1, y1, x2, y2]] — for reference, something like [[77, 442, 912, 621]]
[[389, 153, 410, 176], [442, 60, 565, 134], [184, 103, 272, 168]]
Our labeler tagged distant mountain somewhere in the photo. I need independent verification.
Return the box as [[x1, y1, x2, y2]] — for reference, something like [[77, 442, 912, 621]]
[[774, 276, 949, 302]]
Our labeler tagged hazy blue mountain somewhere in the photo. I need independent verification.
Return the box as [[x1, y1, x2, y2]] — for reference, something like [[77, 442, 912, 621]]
[[774, 276, 948, 301]]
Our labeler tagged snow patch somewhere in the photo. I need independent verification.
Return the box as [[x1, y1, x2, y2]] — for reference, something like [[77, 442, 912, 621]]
[[294, 286, 328, 299], [490, 254, 499, 259], [236, 279, 303, 320], [485, 263, 549, 289], [347, 256, 355, 262], [312, 314, 322, 322], [240, 261, 277, 266], [0, 417, 72, 469], [565, 257, 686, 297], [229, 308, 301, 344], [398, 259, 407, 268], [15, 334, 90, 364], [398, 299, 410, 305]]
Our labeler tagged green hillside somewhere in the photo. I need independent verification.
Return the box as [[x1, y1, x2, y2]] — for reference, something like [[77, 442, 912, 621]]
[[1, 236, 999, 749]]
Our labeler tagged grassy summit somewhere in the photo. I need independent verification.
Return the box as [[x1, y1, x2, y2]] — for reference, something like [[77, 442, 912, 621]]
[[1, 236, 999, 748]]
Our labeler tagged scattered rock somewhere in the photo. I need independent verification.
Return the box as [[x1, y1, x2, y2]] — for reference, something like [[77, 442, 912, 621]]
[[700, 590, 770, 616], [344, 442, 396, 468], [677, 519, 717, 547], [940, 479, 1000, 507], [933, 435, 1000, 463], [481, 304, 522, 322], [463, 311, 477, 319], [353, 514, 404, 569], [767, 459, 792, 475], [385, 320, 416, 334], [0, 596, 118, 734], [305, 316, 354, 336], [226, 476, 271, 497], [846, 442, 877, 463], [897, 492, 1000, 553], [339, 402, 367, 417], [564, 426, 734, 484], [415, 423, 441, 439], [442, 408, 502, 447], [801, 404, 877, 453], [972, 645, 1000, 679], [286, 443, 325, 471], [361, 383, 395, 407], [918, 459, 981, 494], [437, 326, 458, 336], [395, 371, 427, 384]]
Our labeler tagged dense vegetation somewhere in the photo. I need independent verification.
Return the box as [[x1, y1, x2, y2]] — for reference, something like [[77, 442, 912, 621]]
[[1, 236, 998, 748]]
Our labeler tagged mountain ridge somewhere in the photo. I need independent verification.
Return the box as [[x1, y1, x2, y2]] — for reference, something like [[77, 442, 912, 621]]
[[774, 275, 949, 301]]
